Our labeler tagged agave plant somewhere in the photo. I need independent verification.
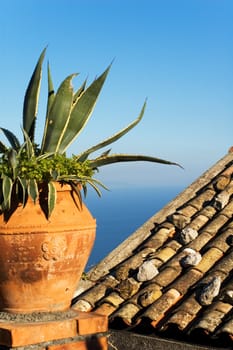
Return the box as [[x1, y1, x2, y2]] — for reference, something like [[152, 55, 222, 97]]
[[0, 48, 180, 217]]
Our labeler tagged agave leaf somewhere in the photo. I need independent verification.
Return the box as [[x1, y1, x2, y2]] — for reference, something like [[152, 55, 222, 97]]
[[23, 48, 46, 141], [73, 78, 87, 104], [0, 141, 8, 153], [41, 74, 76, 153], [82, 184, 87, 197], [47, 181, 56, 218], [77, 101, 146, 162], [2, 175, 13, 209], [57, 65, 111, 154], [21, 128, 35, 157], [82, 176, 109, 197], [0, 127, 20, 150], [69, 181, 82, 209], [100, 149, 111, 157], [85, 179, 103, 197], [89, 154, 182, 169], [7, 149, 18, 180], [46, 62, 55, 116], [41, 62, 56, 152], [18, 177, 27, 207], [37, 152, 55, 160], [28, 179, 38, 204]]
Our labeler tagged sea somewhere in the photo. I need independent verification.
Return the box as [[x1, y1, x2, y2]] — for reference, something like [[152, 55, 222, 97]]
[[84, 186, 184, 270]]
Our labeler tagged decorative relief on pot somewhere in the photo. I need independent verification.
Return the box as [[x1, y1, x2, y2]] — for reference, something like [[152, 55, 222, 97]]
[[41, 236, 67, 261]]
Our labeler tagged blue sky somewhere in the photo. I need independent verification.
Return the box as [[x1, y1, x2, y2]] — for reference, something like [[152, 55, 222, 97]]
[[0, 0, 233, 189]]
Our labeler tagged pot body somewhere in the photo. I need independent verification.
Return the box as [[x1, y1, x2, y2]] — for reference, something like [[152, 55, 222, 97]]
[[0, 183, 96, 313]]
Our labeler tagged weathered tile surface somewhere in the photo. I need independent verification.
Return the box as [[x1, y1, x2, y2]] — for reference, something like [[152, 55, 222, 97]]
[[73, 151, 233, 347]]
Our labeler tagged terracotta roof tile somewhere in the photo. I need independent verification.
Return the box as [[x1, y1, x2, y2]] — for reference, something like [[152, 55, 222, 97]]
[[190, 301, 232, 334], [164, 294, 202, 331], [142, 288, 181, 326], [216, 316, 233, 338], [111, 302, 141, 325], [74, 152, 233, 347], [170, 268, 203, 294]]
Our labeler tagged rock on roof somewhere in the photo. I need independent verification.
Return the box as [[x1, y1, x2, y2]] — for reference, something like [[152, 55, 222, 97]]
[[73, 151, 233, 348]]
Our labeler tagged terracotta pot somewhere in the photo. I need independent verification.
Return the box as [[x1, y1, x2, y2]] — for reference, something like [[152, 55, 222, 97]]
[[0, 183, 96, 313]]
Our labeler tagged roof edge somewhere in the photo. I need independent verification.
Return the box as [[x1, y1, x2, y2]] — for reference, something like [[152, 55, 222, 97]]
[[76, 152, 233, 294]]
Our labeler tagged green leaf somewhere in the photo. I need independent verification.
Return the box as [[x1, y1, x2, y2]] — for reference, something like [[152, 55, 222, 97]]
[[73, 78, 87, 104], [41, 62, 56, 151], [57, 65, 111, 154], [2, 175, 13, 209], [0, 127, 20, 150], [28, 179, 38, 204], [41, 74, 76, 153], [7, 149, 18, 180], [85, 179, 103, 197], [21, 128, 35, 157], [37, 152, 55, 160], [47, 181, 56, 217], [89, 154, 182, 169], [69, 181, 82, 209], [46, 62, 55, 116], [18, 178, 27, 207], [77, 101, 146, 162], [23, 48, 46, 142], [0, 141, 8, 153]]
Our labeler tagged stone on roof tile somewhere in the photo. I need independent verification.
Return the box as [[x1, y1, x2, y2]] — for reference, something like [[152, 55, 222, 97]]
[[168, 212, 191, 229], [196, 276, 222, 306], [114, 248, 155, 281], [137, 260, 159, 282], [178, 227, 198, 245], [213, 182, 233, 209], [213, 192, 231, 210], [117, 278, 141, 300], [180, 248, 202, 267]]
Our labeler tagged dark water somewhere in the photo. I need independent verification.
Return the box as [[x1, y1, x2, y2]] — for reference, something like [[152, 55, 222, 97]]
[[85, 186, 183, 269]]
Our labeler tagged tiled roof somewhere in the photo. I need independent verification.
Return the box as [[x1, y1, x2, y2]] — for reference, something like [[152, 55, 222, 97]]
[[73, 151, 233, 348]]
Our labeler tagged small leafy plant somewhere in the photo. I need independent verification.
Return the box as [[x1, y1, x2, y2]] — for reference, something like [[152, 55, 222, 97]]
[[0, 48, 180, 217]]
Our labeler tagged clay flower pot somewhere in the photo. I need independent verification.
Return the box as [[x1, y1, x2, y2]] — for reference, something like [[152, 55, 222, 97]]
[[0, 183, 96, 313]]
